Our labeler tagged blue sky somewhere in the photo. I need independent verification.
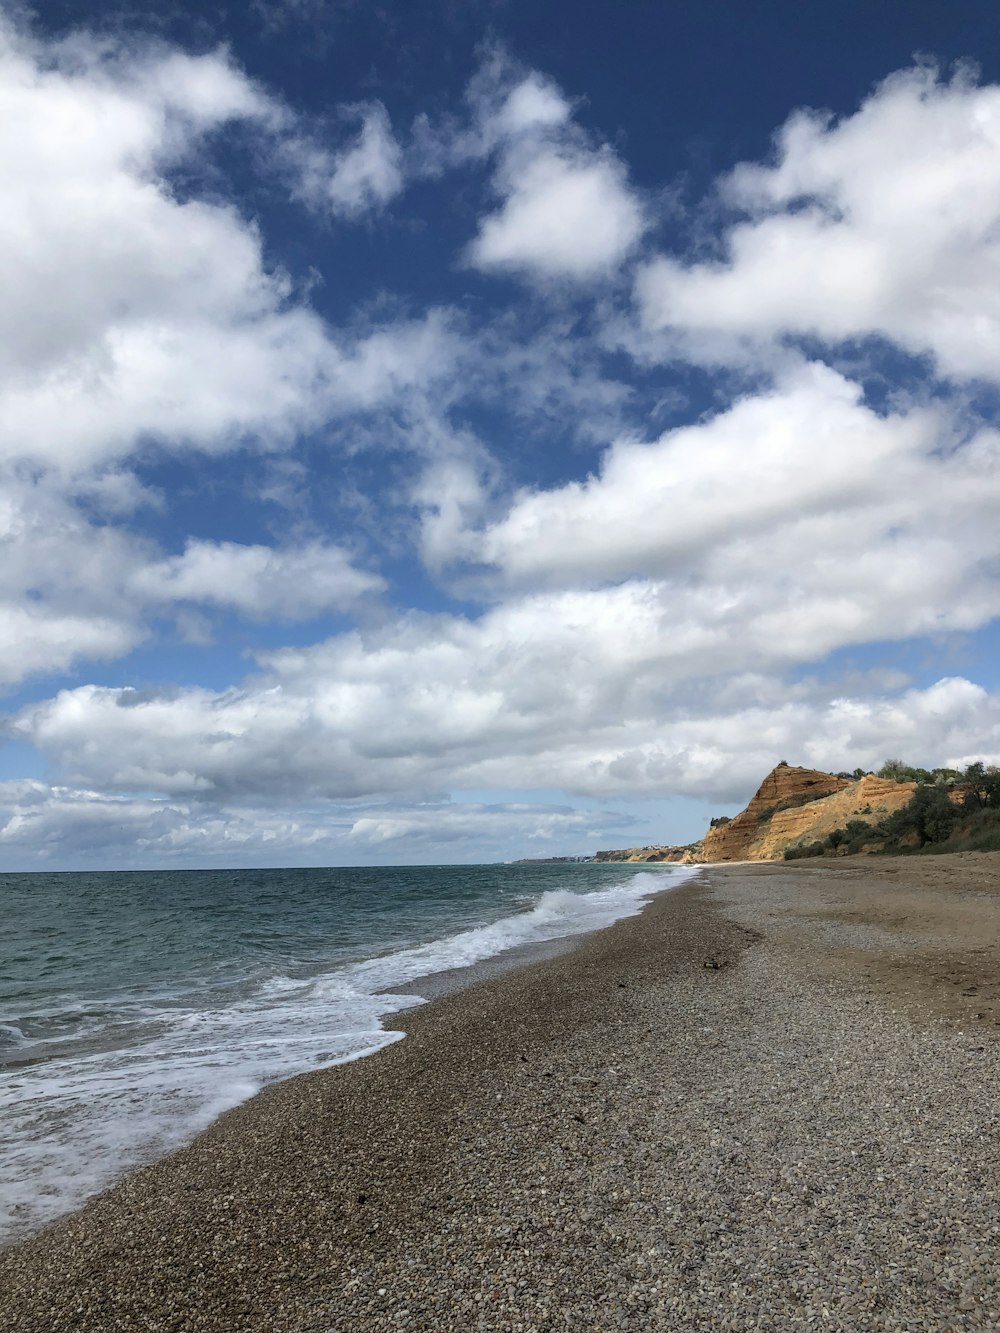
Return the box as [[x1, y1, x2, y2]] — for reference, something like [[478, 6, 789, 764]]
[[1, 0, 999, 868]]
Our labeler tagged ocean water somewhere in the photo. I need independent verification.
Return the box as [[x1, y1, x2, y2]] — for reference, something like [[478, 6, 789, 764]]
[[0, 860, 695, 1244]]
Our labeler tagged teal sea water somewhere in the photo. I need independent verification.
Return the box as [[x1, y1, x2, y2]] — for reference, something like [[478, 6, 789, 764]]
[[0, 861, 694, 1243]]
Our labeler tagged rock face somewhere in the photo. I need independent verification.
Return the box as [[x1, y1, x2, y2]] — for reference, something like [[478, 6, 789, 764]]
[[590, 763, 947, 865], [699, 765, 917, 862]]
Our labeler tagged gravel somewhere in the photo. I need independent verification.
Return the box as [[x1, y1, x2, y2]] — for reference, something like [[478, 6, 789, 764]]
[[0, 864, 997, 1331]]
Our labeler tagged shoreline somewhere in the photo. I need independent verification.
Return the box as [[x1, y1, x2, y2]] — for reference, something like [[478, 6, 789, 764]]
[[1, 855, 998, 1329], [0, 861, 692, 1246]]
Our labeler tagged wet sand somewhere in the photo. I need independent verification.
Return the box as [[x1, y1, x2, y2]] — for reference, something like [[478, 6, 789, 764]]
[[1, 854, 998, 1330]]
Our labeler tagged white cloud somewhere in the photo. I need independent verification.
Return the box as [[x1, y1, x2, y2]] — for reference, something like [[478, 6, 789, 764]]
[[0, 20, 336, 474], [0, 466, 391, 685], [332, 310, 461, 411], [494, 73, 571, 137], [0, 472, 388, 687], [470, 148, 646, 281], [3, 29, 1000, 868], [16, 345, 998, 810], [447, 59, 645, 282], [453, 364, 1000, 662], [13, 651, 1000, 825], [411, 61, 572, 172], [290, 102, 403, 217], [345, 801, 596, 848], [0, 18, 466, 689], [6, 671, 998, 867], [0, 477, 150, 684], [327, 103, 403, 215], [0, 780, 628, 869], [0, 606, 139, 689], [415, 455, 494, 572], [0, 20, 459, 479], [131, 539, 385, 618], [637, 65, 1000, 381]]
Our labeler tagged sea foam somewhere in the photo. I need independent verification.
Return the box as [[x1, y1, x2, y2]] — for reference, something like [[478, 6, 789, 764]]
[[0, 864, 696, 1243]]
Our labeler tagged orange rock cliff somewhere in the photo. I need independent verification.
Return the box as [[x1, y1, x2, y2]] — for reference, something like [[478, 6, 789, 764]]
[[699, 764, 916, 862], [593, 763, 924, 864]]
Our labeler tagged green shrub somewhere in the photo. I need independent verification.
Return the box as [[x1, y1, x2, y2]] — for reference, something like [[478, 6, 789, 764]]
[[783, 841, 825, 860], [843, 820, 873, 851], [923, 807, 1000, 854], [871, 783, 961, 850], [878, 758, 938, 784]]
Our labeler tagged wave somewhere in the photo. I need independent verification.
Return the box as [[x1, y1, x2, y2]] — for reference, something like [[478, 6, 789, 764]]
[[345, 870, 693, 995], [0, 864, 695, 1244]]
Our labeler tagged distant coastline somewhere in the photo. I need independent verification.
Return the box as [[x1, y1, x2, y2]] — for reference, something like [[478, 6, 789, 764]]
[[532, 757, 1000, 867]]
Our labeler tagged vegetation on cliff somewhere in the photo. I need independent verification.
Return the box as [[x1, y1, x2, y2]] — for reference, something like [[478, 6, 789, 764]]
[[589, 758, 1000, 865], [779, 759, 1000, 860]]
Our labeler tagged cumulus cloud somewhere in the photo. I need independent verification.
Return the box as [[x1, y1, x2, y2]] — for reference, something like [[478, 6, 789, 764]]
[[0, 474, 392, 690], [0, 468, 388, 685], [0, 478, 151, 684], [492, 72, 571, 137], [15, 352, 999, 815], [12, 670, 997, 867], [0, 17, 466, 689], [0, 606, 140, 689], [290, 102, 404, 217], [131, 539, 385, 618], [0, 20, 334, 475], [636, 65, 1000, 380], [470, 148, 646, 281], [435, 365, 1000, 670], [326, 103, 404, 215], [412, 61, 572, 170], [456, 60, 645, 281], [0, 20, 459, 479], [0, 780, 629, 869], [15, 594, 1000, 806]]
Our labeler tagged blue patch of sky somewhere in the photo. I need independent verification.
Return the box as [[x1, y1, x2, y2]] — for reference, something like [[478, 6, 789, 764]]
[[0, 741, 50, 783], [453, 788, 734, 850], [130, 453, 306, 551], [790, 624, 1000, 694], [796, 337, 939, 406], [0, 642, 249, 712], [38, 0, 1000, 148]]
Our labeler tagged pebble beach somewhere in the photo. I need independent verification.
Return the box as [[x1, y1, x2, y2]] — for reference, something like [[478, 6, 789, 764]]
[[1, 855, 998, 1331]]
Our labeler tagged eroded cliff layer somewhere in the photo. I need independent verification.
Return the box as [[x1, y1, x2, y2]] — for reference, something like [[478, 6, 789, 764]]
[[700, 765, 917, 861]]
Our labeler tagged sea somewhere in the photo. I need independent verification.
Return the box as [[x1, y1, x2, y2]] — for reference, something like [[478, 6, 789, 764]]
[[0, 860, 695, 1245]]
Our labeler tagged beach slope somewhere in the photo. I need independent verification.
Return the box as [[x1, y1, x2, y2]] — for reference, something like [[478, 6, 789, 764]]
[[1, 855, 998, 1330]]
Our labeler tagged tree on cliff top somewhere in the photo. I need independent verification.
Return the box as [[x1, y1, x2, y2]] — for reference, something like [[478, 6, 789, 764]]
[[963, 761, 1000, 809], [878, 758, 962, 785]]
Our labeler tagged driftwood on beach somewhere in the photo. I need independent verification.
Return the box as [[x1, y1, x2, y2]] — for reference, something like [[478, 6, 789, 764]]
[[1, 855, 998, 1330]]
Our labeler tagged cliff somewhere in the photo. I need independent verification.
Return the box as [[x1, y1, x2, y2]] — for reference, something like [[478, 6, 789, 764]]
[[700, 765, 916, 862], [591, 762, 969, 866]]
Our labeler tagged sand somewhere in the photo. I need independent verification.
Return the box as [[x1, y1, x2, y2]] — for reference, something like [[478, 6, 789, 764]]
[[0, 853, 998, 1331]]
